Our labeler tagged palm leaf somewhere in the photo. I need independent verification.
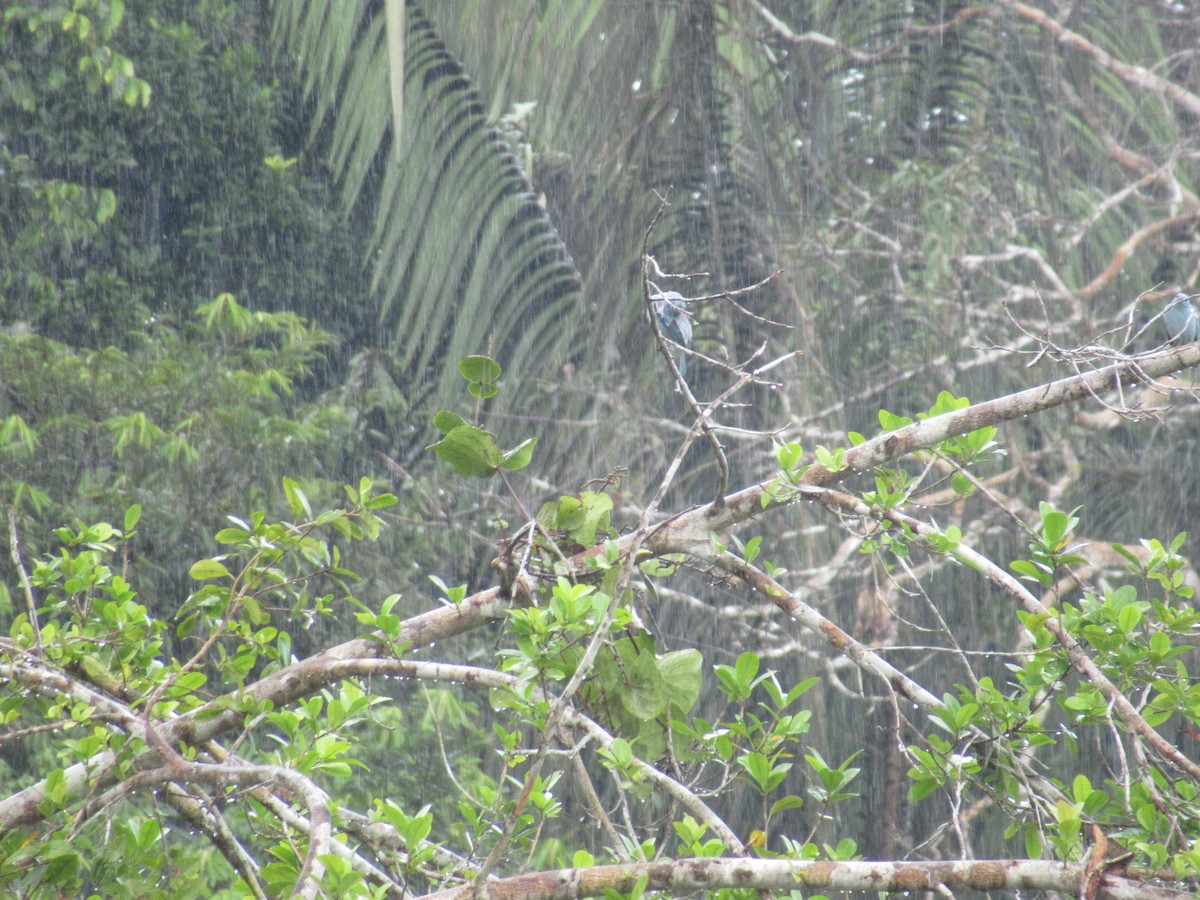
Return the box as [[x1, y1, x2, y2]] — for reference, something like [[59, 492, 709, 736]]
[[272, 0, 583, 428]]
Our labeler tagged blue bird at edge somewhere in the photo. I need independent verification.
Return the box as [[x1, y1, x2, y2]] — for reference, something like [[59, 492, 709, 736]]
[[651, 289, 693, 375], [1162, 292, 1200, 344]]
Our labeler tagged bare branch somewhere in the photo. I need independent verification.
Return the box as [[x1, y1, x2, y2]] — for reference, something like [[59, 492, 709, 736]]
[[420, 855, 1187, 900], [7, 507, 39, 656], [1007, 1, 1200, 118]]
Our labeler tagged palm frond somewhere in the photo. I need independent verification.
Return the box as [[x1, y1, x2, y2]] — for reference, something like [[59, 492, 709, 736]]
[[272, 0, 584, 429]]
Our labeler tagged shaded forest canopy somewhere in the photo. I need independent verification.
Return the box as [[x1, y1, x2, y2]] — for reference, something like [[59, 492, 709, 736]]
[[1, 1, 1200, 897]]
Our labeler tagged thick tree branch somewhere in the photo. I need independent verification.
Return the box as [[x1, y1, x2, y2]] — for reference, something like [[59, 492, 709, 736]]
[[121, 761, 330, 900], [420, 856, 1188, 900], [704, 344, 1200, 536], [1006, 1, 1200, 118], [162, 785, 269, 900], [711, 547, 943, 711]]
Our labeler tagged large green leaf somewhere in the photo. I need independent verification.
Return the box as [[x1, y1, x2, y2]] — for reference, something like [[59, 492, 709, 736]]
[[272, 1, 584, 424]]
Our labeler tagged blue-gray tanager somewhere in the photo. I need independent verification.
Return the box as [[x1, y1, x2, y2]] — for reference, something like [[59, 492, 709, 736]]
[[651, 289, 692, 374], [1163, 292, 1199, 344]]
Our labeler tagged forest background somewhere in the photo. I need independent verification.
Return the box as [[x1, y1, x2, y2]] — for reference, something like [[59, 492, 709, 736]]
[[2, 1, 1200, 897]]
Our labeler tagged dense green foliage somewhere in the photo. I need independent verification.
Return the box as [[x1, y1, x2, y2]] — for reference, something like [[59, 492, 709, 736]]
[[3, 369, 1200, 895], [0, 0, 473, 608], [1, 1, 369, 342], [3, 0, 1200, 897]]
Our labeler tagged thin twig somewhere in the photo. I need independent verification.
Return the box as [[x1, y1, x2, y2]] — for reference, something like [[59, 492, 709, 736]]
[[7, 507, 40, 656]]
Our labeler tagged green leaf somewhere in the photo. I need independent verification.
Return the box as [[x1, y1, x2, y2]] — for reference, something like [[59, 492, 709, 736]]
[[908, 777, 939, 802], [657, 648, 703, 715], [640, 554, 683, 577], [1118, 604, 1142, 635], [172, 671, 208, 693], [241, 594, 267, 625], [1042, 511, 1069, 549], [263, 154, 298, 171], [769, 794, 805, 817], [189, 559, 231, 580], [556, 491, 613, 545], [878, 409, 913, 431], [814, 445, 844, 472], [95, 188, 116, 225], [743, 535, 762, 565], [282, 476, 312, 518], [735, 651, 760, 685], [1010, 559, 1052, 587], [365, 491, 398, 510], [775, 440, 804, 472], [621, 651, 668, 721], [1024, 824, 1043, 859], [1110, 542, 1141, 569], [433, 410, 469, 435], [827, 837, 858, 860], [500, 437, 537, 472], [925, 390, 969, 417], [739, 751, 772, 788], [608, 738, 633, 767], [458, 355, 502, 383], [429, 425, 504, 477], [740, 750, 791, 794]]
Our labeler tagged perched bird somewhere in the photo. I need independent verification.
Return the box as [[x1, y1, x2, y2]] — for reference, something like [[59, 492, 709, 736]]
[[651, 289, 693, 374], [1162, 292, 1199, 344]]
